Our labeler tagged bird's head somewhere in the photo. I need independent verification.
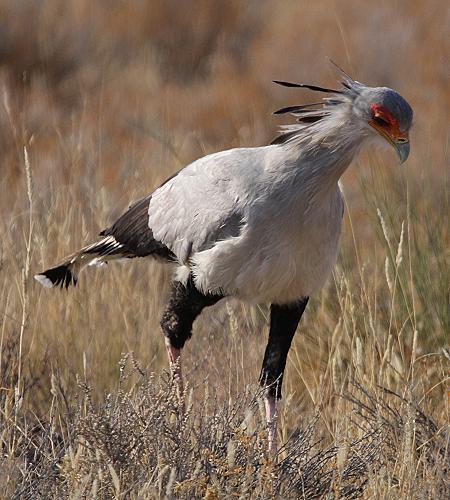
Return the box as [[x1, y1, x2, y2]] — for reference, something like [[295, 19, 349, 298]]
[[273, 64, 413, 163], [352, 86, 413, 163]]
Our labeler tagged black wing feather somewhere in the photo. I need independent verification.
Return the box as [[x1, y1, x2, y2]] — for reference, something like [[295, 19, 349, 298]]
[[100, 194, 175, 260]]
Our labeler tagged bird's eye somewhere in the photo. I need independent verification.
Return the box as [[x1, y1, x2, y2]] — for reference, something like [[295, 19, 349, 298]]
[[372, 115, 389, 127]]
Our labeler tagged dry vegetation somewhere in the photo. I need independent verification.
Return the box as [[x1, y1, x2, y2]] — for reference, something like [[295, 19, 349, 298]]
[[0, 1, 448, 498]]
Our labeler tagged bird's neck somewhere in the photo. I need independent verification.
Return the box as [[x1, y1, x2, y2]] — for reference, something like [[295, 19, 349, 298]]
[[289, 112, 366, 192]]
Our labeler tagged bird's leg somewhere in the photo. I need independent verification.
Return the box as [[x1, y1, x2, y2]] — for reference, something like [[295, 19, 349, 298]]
[[160, 277, 223, 406], [165, 338, 184, 396], [259, 298, 309, 455], [264, 393, 278, 453]]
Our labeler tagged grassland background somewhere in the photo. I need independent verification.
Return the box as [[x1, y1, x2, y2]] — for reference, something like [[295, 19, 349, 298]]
[[0, 1, 448, 498]]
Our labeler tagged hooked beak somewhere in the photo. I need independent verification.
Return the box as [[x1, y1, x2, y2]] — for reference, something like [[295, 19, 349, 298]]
[[394, 140, 410, 164], [369, 120, 410, 164]]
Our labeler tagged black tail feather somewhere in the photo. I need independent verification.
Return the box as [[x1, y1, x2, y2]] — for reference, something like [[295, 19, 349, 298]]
[[38, 265, 77, 289]]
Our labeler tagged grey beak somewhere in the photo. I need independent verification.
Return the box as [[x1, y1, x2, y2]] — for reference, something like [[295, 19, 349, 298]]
[[395, 141, 410, 164]]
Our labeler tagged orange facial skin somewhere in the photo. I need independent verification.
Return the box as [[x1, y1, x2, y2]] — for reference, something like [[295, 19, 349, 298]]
[[368, 103, 409, 145]]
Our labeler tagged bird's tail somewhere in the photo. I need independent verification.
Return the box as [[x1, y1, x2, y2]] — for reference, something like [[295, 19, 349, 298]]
[[34, 235, 133, 289]]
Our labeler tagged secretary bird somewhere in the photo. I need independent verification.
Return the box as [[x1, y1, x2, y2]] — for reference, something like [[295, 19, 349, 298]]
[[35, 68, 413, 452]]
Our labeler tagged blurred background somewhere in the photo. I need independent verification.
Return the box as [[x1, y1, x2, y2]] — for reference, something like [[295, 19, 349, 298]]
[[0, 0, 448, 425]]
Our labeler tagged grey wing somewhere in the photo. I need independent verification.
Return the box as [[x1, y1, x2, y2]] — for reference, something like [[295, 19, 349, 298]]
[[148, 157, 245, 264]]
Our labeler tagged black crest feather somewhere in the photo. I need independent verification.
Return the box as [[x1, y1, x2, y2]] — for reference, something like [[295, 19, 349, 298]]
[[273, 102, 323, 115], [273, 80, 343, 94]]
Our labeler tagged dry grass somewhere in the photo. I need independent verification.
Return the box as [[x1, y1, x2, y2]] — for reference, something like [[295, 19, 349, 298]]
[[0, 1, 448, 498], [3, 361, 448, 499]]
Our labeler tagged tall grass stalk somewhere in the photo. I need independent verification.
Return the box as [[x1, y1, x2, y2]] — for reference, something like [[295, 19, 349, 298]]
[[15, 146, 33, 412]]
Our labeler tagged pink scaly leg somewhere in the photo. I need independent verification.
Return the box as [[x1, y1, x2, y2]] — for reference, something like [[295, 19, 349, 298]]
[[264, 394, 278, 455], [165, 339, 184, 404]]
